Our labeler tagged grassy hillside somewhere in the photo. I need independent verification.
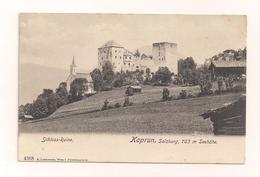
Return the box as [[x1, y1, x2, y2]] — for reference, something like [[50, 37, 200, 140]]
[[50, 85, 200, 119], [19, 85, 243, 134]]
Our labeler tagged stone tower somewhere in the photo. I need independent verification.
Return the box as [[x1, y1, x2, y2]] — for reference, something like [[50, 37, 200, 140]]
[[152, 42, 178, 74]]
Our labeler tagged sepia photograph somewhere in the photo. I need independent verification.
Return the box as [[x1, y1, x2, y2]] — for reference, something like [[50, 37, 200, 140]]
[[18, 13, 246, 163]]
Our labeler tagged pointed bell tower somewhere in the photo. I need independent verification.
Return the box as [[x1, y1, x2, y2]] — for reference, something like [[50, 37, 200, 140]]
[[70, 56, 77, 75]]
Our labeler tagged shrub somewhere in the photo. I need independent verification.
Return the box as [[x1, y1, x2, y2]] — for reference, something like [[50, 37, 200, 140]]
[[179, 90, 187, 99], [187, 93, 194, 98], [114, 102, 121, 108], [162, 88, 170, 101], [123, 96, 133, 107], [198, 78, 213, 96], [101, 99, 109, 110], [125, 86, 134, 96]]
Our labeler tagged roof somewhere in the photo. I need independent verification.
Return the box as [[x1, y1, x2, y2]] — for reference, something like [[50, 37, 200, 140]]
[[73, 73, 93, 82], [200, 94, 246, 119], [210, 60, 246, 68], [129, 85, 142, 89], [99, 40, 123, 48], [123, 49, 134, 56], [153, 42, 177, 46]]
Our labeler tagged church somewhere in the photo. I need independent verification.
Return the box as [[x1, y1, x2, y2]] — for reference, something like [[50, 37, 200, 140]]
[[66, 57, 95, 95]]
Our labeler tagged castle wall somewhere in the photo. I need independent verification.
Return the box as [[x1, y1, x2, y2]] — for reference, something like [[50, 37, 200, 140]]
[[98, 41, 179, 74], [152, 42, 178, 74]]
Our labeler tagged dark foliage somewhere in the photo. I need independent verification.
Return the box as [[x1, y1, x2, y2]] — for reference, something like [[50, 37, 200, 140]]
[[90, 68, 103, 91], [179, 90, 187, 99], [69, 78, 87, 102], [123, 96, 133, 107], [101, 99, 109, 110], [31, 97, 49, 119], [55, 82, 69, 108], [152, 67, 172, 84], [162, 88, 170, 101]]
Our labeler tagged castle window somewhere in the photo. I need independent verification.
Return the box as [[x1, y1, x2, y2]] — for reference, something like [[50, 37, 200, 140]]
[[130, 57, 131, 59], [120, 56, 121, 59], [115, 50, 117, 53], [101, 57, 103, 60], [115, 56, 117, 58], [128, 63, 130, 66]]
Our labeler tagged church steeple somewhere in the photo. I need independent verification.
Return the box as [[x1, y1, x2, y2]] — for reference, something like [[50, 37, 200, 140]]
[[70, 56, 77, 75]]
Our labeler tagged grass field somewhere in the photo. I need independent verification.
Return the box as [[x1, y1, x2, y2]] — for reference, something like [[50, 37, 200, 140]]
[[19, 85, 243, 134]]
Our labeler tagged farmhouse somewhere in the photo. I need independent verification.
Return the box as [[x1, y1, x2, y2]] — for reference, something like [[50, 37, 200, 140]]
[[200, 94, 246, 135], [66, 57, 95, 95], [98, 40, 182, 74], [208, 60, 246, 80]]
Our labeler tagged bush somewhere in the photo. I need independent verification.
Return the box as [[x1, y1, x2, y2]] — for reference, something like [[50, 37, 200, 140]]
[[123, 96, 133, 107], [125, 87, 134, 96], [114, 102, 121, 108], [101, 99, 109, 110], [162, 88, 170, 101], [179, 90, 187, 99], [198, 78, 213, 96]]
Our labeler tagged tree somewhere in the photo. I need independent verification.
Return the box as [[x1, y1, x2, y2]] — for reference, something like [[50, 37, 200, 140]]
[[144, 68, 152, 84], [178, 57, 197, 85], [18, 105, 25, 119], [31, 97, 49, 119], [153, 67, 172, 84], [37, 89, 58, 115], [113, 72, 125, 87], [69, 78, 87, 102], [135, 70, 144, 84], [55, 82, 69, 108], [102, 61, 114, 87], [24, 103, 33, 115], [90, 68, 103, 91], [134, 49, 141, 57]]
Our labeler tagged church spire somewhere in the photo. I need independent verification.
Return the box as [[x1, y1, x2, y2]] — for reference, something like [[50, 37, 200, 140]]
[[71, 56, 76, 66], [70, 56, 77, 75]]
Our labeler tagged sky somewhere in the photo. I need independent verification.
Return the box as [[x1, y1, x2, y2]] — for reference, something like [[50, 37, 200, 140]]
[[19, 14, 246, 71]]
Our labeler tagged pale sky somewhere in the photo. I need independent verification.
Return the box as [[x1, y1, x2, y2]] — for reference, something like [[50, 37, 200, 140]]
[[19, 14, 246, 71]]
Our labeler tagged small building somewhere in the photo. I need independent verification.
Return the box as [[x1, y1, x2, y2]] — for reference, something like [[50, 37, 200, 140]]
[[66, 57, 95, 95], [200, 94, 246, 135], [208, 60, 246, 80], [125, 85, 142, 96]]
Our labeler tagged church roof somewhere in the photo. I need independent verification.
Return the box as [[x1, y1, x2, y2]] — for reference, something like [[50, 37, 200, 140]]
[[99, 40, 123, 48], [68, 72, 93, 82]]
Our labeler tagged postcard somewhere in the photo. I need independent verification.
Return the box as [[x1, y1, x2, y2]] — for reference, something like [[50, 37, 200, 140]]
[[18, 14, 246, 163]]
